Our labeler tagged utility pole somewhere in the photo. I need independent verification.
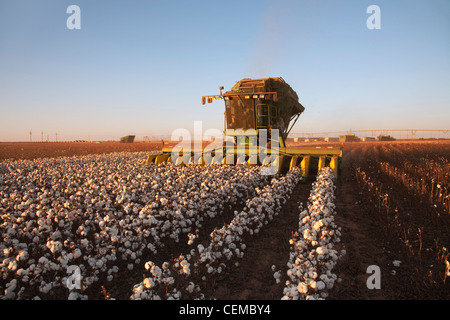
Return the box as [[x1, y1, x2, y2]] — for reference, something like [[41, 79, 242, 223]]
[[56, 132, 58, 142], [29, 130, 32, 142], [41, 131, 44, 143]]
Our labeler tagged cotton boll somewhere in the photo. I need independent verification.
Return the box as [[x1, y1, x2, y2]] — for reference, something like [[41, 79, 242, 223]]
[[3, 279, 17, 300], [316, 281, 326, 291], [316, 246, 328, 255], [143, 278, 154, 289], [39, 282, 53, 294], [7, 260, 18, 272], [313, 220, 323, 231], [297, 282, 308, 294], [145, 261, 154, 270], [392, 260, 401, 267], [186, 282, 195, 293]]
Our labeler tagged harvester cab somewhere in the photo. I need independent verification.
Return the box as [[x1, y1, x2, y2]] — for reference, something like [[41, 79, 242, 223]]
[[147, 77, 343, 181], [202, 77, 303, 148]]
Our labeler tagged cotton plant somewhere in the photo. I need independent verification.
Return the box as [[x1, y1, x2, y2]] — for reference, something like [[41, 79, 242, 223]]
[[130, 255, 203, 300], [130, 167, 303, 299], [0, 152, 271, 299], [282, 167, 344, 300]]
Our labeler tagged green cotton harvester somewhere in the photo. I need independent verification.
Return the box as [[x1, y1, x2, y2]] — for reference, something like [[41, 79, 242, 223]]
[[146, 77, 343, 181]]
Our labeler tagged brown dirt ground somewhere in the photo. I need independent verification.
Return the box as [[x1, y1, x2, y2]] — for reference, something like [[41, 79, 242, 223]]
[[0, 141, 163, 161]]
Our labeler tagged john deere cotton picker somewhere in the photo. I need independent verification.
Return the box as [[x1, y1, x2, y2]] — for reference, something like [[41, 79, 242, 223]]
[[146, 77, 343, 180]]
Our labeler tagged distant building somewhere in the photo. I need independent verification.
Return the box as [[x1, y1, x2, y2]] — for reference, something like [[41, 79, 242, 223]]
[[325, 137, 339, 142], [120, 135, 136, 143], [377, 135, 395, 141], [362, 137, 376, 142], [339, 134, 360, 142]]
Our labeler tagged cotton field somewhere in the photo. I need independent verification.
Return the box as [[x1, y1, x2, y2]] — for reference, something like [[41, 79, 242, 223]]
[[0, 151, 342, 300]]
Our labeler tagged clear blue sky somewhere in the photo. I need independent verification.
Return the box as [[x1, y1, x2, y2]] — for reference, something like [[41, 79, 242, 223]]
[[1, 0, 449, 141]]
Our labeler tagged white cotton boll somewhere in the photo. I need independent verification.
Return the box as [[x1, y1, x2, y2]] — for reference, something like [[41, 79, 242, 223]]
[[96, 259, 104, 268], [38, 256, 49, 264], [145, 261, 154, 270], [68, 292, 81, 300], [182, 267, 191, 275], [73, 248, 82, 259], [186, 282, 195, 293], [180, 260, 189, 268], [329, 251, 338, 261], [150, 266, 162, 277], [297, 282, 308, 294], [273, 270, 281, 283], [8, 260, 18, 271], [326, 278, 335, 290], [40, 282, 53, 294], [316, 246, 328, 255], [393, 260, 401, 267], [127, 264, 134, 271], [143, 278, 154, 289], [3, 279, 17, 300], [316, 281, 326, 291]]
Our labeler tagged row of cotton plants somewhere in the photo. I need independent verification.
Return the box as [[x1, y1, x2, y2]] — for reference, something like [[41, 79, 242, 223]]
[[282, 167, 344, 300], [130, 168, 303, 300], [0, 152, 271, 299]]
